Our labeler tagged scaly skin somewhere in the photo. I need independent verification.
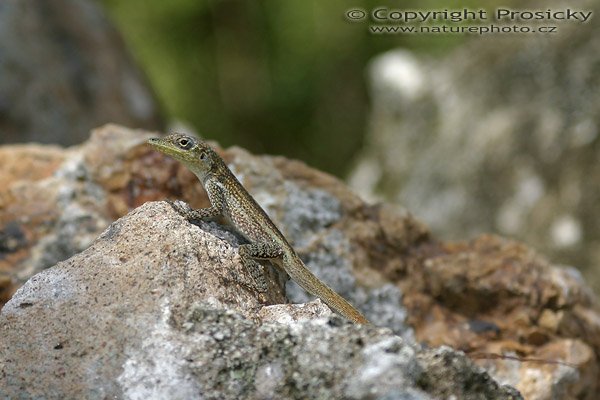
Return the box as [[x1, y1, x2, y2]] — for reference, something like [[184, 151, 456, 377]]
[[148, 133, 370, 324]]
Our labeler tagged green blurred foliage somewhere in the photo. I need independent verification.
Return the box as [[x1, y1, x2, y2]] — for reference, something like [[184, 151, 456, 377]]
[[103, 0, 486, 176]]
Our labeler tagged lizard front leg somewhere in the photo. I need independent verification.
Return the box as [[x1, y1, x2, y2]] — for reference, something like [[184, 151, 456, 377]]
[[167, 180, 224, 222]]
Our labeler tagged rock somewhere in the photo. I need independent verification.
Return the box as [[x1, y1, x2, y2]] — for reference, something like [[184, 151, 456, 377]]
[[0, 203, 520, 399], [1, 125, 600, 398], [0, 126, 155, 304], [478, 339, 597, 400], [0, 0, 163, 145], [349, 0, 600, 293], [0, 201, 282, 398], [399, 234, 600, 398], [258, 299, 334, 323], [0, 124, 419, 339]]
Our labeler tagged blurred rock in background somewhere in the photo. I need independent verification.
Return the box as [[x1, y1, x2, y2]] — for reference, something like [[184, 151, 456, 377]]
[[0, 0, 164, 145], [349, 0, 600, 292]]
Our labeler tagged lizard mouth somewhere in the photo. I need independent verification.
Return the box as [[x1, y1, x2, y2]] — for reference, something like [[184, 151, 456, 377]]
[[147, 137, 192, 166], [147, 137, 166, 148], [148, 138, 177, 157], [147, 137, 171, 152]]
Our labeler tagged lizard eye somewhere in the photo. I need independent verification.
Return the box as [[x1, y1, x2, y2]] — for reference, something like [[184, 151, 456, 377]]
[[177, 138, 193, 150]]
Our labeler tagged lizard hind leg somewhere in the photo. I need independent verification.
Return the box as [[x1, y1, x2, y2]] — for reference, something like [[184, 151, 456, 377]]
[[240, 257, 269, 293], [238, 242, 285, 293]]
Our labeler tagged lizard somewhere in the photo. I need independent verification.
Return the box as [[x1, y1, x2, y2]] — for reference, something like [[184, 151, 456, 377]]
[[148, 133, 370, 324]]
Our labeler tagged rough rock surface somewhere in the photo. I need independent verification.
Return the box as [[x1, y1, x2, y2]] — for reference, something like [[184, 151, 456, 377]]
[[0, 126, 151, 305], [400, 235, 600, 399], [349, 0, 600, 293], [0, 202, 521, 399], [1, 125, 600, 398], [0, 0, 163, 145]]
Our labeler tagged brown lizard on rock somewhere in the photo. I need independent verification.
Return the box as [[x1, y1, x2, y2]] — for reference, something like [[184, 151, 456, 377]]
[[148, 133, 370, 324]]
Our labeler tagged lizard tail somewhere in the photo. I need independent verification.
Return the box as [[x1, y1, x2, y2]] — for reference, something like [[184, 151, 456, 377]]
[[285, 256, 371, 325]]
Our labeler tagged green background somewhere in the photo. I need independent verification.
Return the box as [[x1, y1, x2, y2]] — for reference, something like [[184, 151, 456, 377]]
[[101, 0, 487, 176]]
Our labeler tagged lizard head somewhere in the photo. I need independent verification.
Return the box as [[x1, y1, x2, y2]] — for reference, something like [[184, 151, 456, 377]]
[[148, 133, 220, 180]]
